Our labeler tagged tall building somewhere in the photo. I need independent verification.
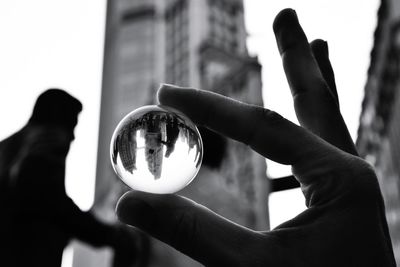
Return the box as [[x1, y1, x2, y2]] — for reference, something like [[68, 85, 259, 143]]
[[357, 0, 400, 264], [73, 0, 268, 266]]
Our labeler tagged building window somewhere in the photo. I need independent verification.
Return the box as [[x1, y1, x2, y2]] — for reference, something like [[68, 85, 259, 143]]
[[208, 0, 239, 53], [121, 6, 155, 24], [375, 21, 400, 133], [165, 0, 189, 86]]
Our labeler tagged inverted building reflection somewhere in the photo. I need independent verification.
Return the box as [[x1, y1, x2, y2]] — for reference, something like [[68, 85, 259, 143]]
[[113, 110, 202, 180]]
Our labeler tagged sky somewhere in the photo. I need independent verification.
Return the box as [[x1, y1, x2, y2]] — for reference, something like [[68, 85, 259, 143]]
[[0, 0, 106, 212], [0, 0, 379, 233]]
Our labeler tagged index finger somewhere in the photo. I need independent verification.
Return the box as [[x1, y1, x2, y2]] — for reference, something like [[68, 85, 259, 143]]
[[158, 84, 333, 166]]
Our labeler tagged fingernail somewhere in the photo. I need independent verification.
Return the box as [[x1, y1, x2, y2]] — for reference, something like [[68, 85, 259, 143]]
[[157, 83, 188, 106], [160, 83, 175, 89], [289, 8, 297, 18], [157, 83, 172, 94], [323, 41, 329, 56], [157, 83, 173, 103], [273, 8, 299, 34], [311, 39, 329, 58], [273, 8, 306, 54]]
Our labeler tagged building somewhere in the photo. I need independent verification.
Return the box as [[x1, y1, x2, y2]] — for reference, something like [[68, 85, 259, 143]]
[[357, 0, 400, 264], [72, 0, 268, 266]]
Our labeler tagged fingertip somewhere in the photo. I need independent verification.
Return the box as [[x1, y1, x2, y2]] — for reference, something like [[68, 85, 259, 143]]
[[156, 83, 185, 105], [273, 8, 307, 55], [272, 8, 298, 33], [156, 84, 204, 124], [156, 83, 171, 105], [115, 191, 132, 220], [310, 39, 328, 58], [116, 191, 156, 229]]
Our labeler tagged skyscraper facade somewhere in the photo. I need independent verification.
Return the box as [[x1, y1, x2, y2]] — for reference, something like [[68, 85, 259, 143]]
[[357, 0, 400, 264], [73, 1, 268, 266]]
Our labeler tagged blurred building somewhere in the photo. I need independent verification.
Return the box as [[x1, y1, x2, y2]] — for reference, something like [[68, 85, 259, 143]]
[[357, 0, 400, 264], [72, 0, 268, 266]]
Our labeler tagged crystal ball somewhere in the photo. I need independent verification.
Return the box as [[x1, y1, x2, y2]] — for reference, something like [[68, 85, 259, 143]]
[[110, 105, 203, 194]]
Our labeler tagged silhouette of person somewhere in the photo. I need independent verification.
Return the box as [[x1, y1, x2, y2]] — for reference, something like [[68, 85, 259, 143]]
[[116, 9, 396, 267], [0, 89, 146, 267]]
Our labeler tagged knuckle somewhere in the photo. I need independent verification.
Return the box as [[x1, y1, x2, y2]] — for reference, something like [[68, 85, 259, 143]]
[[340, 156, 381, 201], [244, 106, 285, 146], [292, 78, 337, 107], [317, 82, 340, 107], [252, 106, 284, 125]]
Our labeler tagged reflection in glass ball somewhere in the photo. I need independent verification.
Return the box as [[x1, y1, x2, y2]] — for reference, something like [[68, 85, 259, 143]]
[[110, 105, 203, 194]]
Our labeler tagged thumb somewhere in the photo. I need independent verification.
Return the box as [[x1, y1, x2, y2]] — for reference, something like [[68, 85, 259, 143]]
[[116, 191, 262, 266]]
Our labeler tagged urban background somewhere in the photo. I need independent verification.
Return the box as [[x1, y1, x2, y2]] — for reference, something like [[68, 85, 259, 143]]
[[77, 1, 268, 266], [1, 0, 400, 266]]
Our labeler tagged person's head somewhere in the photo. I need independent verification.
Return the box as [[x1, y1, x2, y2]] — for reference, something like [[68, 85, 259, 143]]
[[28, 88, 82, 142]]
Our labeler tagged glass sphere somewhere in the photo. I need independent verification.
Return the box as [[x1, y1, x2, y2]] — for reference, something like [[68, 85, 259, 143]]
[[110, 105, 203, 194]]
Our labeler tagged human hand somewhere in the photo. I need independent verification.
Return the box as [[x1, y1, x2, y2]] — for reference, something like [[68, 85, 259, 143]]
[[115, 9, 396, 266], [111, 224, 149, 267]]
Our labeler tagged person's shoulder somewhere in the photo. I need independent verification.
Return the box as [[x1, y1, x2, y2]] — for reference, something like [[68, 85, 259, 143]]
[[16, 126, 67, 170]]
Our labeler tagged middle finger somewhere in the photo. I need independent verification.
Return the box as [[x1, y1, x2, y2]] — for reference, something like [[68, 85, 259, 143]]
[[273, 9, 357, 155]]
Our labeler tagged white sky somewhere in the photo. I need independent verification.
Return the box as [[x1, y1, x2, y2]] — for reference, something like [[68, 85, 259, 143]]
[[0, 0, 106, 212], [0, 0, 379, 231]]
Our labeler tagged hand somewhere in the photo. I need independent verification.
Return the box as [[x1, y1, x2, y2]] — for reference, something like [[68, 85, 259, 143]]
[[115, 9, 396, 266], [111, 224, 149, 267]]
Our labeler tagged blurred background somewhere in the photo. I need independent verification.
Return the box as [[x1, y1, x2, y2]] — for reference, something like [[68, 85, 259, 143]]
[[1, 0, 400, 266]]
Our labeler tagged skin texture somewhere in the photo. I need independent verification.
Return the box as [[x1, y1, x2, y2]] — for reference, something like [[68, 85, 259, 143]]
[[116, 9, 397, 267]]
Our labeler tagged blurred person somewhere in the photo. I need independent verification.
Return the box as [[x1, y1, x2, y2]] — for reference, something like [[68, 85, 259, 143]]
[[116, 9, 396, 267], [0, 89, 147, 267]]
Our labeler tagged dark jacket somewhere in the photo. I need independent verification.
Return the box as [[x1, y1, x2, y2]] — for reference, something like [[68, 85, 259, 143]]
[[0, 124, 117, 267]]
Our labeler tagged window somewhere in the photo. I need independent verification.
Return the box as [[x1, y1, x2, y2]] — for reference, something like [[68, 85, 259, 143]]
[[208, 0, 239, 53], [165, 0, 189, 86]]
